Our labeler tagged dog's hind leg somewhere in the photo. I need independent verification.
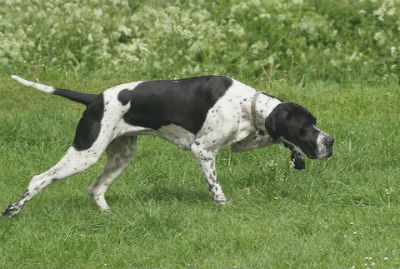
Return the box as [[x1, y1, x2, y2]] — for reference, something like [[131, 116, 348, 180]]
[[2, 146, 106, 217], [3, 96, 119, 217], [88, 136, 137, 211]]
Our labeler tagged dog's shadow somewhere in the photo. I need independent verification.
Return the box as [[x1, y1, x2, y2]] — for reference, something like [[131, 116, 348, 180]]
[[51, 182, 210, 215], [105, 185, 211, 206]]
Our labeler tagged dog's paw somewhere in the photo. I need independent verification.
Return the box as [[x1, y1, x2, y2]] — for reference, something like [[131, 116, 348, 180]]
[[292, 157, 305, 170], [214, 197, 229, 205], [2, 203, 22, 217], [290, 150, 305, 170]]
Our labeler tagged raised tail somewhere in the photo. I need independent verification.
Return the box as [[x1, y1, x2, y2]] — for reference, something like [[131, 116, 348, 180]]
[[11, 75, 97, 106]]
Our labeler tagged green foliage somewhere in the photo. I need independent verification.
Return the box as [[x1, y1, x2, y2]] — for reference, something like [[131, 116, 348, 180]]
[[1, 0, 400, 82]]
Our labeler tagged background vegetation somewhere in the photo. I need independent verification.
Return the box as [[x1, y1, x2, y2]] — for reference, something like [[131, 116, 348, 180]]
[[0, 0, 399, 268], [1, 0, 400, 83]]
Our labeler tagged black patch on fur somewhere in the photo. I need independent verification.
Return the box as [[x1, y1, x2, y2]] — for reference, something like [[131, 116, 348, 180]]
[[265, 102, 319, 159], [118, 76, 233, 134], [54, 88, 98, 106], [72, 94, 104, 150]]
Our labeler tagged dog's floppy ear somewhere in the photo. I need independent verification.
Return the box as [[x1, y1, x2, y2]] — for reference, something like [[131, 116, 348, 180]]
[[265, 102, 309, 140]]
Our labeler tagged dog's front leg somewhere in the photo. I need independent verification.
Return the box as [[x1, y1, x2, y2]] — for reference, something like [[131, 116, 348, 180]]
[[191, 143, 227, 204]]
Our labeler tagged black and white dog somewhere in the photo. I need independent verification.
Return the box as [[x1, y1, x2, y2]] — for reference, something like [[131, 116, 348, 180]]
[[3, 75, 334, 217]]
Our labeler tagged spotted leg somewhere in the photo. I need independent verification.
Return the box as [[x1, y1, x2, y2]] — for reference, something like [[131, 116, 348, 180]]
[[88, 136, 137, 210], [191, 143, 227, 204], [2, 146, 105, 217]]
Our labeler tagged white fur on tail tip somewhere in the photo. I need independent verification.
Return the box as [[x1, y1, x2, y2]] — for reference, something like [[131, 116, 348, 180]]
[[11, 75, 55, 94]]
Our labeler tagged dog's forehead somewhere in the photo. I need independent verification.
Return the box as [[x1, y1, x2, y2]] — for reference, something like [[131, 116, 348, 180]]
[[296, 108, 316, 124], [303, 108, 317, 124], [283, 102, 316, 124]]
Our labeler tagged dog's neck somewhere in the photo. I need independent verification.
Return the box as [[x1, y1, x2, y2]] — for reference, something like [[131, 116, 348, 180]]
[[251, 91, 281, 134]]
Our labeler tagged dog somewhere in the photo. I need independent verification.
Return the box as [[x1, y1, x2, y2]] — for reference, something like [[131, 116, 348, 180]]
[[3, 75, 334, 217]]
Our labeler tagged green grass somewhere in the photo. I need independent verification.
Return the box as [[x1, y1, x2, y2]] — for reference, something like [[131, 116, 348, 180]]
[[0, 75, 399, 268], [1, 1, 399, 267]]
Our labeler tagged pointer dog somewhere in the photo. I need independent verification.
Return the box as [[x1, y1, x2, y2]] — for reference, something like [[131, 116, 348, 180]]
[[3, 75, 334, 217]]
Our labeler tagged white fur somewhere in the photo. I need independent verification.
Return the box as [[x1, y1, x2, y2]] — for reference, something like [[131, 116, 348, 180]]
[[316, 129, 331, 159], [11, 75, 55, 94]]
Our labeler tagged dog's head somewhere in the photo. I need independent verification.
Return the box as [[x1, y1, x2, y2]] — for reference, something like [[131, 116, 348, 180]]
[[265, 102, 334, 159]]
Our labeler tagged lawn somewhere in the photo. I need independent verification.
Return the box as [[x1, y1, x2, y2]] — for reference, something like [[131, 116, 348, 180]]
[[0, 76, 399, 268], [1, 0, 400, 267]]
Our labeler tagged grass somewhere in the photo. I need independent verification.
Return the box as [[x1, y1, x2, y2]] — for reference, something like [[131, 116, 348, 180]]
[[0, 74, 399, 268], [1, 1, 399, 267]]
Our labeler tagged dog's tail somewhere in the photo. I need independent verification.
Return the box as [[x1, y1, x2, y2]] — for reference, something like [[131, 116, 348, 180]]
[[11, 75, 97, 106]]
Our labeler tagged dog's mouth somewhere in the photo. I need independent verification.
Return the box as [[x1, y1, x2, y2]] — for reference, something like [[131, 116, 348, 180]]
[[302, 150, 331, 160], [295, 133, 334, 160], [309, 149, 333, 160]]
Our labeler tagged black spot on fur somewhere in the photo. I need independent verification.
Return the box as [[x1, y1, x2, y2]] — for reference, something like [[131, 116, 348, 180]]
[[20, 190, 30, 200], [117, 89, 131, 105]]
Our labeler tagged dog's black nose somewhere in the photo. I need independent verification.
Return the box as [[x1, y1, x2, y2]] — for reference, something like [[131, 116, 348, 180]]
[[325, 136, 334, 146]]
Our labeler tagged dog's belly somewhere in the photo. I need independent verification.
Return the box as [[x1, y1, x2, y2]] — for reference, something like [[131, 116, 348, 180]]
[[114, 118, 195, 150], [156, 124, 195, 150]]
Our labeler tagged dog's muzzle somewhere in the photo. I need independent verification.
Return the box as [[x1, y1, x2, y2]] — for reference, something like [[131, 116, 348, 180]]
[[316, 132, 334, 159]]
